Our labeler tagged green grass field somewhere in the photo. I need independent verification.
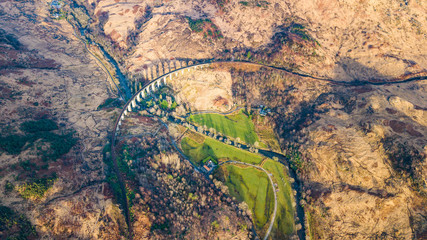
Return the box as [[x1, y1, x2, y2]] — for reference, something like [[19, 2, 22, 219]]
[[262, 159, 295, 238], [188, 110, 259, 145], [218, 164, 274, 231], [180, 130, 295, 237], [181, 136, 263, 166]]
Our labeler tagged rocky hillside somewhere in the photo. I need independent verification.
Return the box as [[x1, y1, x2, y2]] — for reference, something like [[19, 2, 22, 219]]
[[0, 1, 125, 239], [72, 0, 426, 82], [230, 66, 426, 239], [0, 0, 425, 239], [0, 2, 253, 239]]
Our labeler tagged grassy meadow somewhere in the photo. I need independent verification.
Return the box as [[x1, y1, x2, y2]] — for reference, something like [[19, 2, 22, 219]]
[[180, 136, 263, 166], [262, 159, 295, 238], [188, 110, 259, 145], [217, 164, 274, 231], [180, 129, 295, 238]]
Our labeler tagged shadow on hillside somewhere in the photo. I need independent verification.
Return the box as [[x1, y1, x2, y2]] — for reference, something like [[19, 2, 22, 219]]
[[334, 57, 389, 82]]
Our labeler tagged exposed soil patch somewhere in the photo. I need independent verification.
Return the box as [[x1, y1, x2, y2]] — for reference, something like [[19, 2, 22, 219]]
[[405, 124, 423, 137], [172, 69, 233, 112], [389, 120, 406, 133], [388, 120, 423, 137], [213, 95, 229, 108], [385, 107, 397, 114]]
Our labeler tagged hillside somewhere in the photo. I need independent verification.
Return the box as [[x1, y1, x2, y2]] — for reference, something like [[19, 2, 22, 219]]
[[72, 0, 426, 82], [0, 0, 425, 239]]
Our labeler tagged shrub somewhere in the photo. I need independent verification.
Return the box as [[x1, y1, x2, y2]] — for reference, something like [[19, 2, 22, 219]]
[[97, 98, 120, 110], [187, 17, 207, 32], [20, 119, 58, 133], [211, 220, 220, 229], [159, 100, 169, 110], [0, 205, 37, 238], [4, 181, 14, 194], [187, 17, 223, 39], [17, 176, 56, 201], [39, 131, 77, 161], [0, 135, 27, 154]]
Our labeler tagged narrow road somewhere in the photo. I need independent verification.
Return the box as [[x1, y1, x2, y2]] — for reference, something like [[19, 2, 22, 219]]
[[219, 161, 277, 240]]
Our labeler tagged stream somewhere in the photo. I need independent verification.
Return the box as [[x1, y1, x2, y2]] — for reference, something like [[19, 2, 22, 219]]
[[78, 28, 132, 100], [97, 45, 132, 99]]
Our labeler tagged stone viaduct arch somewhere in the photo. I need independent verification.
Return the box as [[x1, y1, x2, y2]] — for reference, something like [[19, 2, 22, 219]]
[[114, 63, 210, 134]]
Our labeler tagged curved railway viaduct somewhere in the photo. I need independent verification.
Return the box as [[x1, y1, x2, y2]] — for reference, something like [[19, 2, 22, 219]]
[[110, 62, 211, 235], [110, 60, 426, 238]]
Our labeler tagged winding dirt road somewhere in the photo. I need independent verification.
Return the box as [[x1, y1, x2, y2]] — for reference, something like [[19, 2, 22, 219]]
[[220, 161, 278, 240]]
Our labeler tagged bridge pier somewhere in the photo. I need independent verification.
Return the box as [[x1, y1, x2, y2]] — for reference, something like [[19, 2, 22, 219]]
[[124, 109, 128, 116], [155, 64, 159, 78], [144, 69, 149, 82], [150, 65, 154, 80]]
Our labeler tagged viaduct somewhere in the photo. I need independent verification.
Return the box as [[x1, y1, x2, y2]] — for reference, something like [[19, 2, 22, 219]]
[[110, 62, 212, 231], [114, 63, 210, 135]]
